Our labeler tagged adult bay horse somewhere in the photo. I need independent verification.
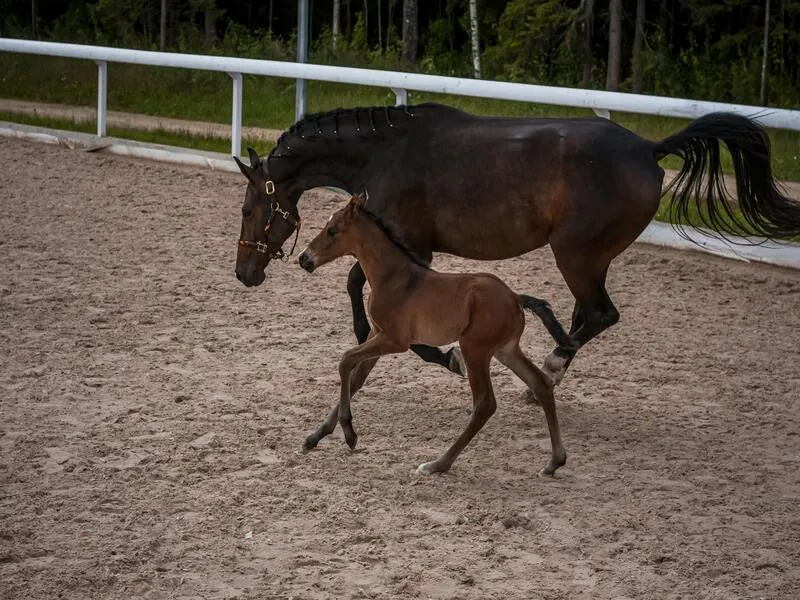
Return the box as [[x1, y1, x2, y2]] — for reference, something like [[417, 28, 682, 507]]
[[234, 103, 800, 382]]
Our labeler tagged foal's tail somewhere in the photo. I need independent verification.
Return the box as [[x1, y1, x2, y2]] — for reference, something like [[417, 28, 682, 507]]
[[518, 295, 572, 347], [651, 112, 800, 241]]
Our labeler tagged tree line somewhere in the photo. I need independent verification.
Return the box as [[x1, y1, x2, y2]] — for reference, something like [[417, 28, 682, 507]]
[[2, 1, 798, 108]]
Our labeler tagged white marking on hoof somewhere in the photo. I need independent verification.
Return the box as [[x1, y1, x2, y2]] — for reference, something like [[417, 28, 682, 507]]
[[543, 352, 568, 386], [417, 461, 440, 475]]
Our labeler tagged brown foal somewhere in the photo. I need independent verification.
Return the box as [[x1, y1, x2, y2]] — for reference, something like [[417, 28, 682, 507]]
[[298, 195, 573, 476]]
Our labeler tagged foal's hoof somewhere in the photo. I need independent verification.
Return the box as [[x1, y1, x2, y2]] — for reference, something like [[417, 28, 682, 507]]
[[539, 450, 567, 477], [520, 389, 540, 406], [447, 347, 466, 377], [343, 429, 358, 450], [417, 460, 448, 475]]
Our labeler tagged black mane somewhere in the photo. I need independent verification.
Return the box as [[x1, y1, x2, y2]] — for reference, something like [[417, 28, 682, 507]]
[[266, 103, 456, 164], [357, 204, 431, 269]]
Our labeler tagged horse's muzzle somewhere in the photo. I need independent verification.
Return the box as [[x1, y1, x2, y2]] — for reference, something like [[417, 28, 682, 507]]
[[235, 263, 266, 287], [298, 251, 315, 273]]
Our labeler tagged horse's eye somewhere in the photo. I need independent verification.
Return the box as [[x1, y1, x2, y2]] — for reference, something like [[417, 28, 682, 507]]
[[242, 207, 253, 218], [326, 226, 337, 237]]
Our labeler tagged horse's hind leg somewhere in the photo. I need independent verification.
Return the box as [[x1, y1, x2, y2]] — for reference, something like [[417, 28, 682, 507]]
[[347, 262, 464, 376], [496, 343, 566, 476], [418, 345, 496, 475], [545, 171, 662, 382], [544, 258, 620, 384]]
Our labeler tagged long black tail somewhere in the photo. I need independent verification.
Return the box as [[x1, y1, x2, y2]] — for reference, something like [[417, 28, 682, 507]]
[[519, 295, 572, 348], [652, 112, 800, 241]]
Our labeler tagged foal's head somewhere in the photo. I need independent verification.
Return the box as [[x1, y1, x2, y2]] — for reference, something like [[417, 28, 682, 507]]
[[298, 194, 365, 274], [234, 148, 301, 287]]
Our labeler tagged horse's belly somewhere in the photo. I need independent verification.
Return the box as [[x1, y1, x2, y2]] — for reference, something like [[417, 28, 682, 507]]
[[431, 195, 553, 260], [436, 224, 550, 260], [410, 316, 464, 347]]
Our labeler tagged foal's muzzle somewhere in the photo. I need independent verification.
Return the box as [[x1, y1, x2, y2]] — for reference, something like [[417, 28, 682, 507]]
[[298, 251, 315, 273]]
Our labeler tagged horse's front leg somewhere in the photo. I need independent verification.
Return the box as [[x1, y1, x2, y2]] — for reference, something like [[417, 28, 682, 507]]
[[346, 262, 372, 343], [347, 262, 464, 375]]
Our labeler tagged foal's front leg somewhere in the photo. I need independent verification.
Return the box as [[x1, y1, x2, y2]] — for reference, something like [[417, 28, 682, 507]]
[[303, 331, 405, 452]]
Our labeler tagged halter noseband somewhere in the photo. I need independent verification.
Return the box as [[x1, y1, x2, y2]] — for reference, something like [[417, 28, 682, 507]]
[[238, 180, 302, 262]]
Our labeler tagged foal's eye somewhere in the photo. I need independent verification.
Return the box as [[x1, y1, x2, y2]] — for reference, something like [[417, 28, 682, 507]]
[[242, 207, 253, 218], [326, 226, 337, 237]]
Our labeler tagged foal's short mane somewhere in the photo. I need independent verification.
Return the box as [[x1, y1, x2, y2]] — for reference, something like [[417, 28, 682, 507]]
[[357, 205, 431, 270]]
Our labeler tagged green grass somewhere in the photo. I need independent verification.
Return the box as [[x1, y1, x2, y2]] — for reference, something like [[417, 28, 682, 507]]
[[0, 111, 274, 155]]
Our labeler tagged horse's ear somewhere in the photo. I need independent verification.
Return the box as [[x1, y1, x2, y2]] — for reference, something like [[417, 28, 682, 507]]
[[233, 155, 260, 186], [247, 147, 260, 167], [352, 190, 368, 208]]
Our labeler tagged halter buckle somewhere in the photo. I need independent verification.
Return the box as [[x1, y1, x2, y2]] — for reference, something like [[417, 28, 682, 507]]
[[265, 180, 276, 195]]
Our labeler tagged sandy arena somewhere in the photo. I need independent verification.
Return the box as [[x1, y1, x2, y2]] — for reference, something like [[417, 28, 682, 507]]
[[1, 135, 799, 599]]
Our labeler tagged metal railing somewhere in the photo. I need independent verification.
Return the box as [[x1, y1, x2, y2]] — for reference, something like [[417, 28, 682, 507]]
[[2, 38, 799, 157]]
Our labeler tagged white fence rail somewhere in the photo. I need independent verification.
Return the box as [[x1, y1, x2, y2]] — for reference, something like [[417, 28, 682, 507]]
[[1, 38, 800, 157]]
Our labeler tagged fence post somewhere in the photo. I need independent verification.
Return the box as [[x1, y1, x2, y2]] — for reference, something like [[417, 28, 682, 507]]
[[296, 0, 310, 121], [392, 88, 408, 106], [96, 60, 107, 137], [228, 72, 243, 157]]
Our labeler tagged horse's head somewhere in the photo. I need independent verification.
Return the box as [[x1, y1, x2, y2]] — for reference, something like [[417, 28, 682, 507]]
[[298, 194, 363, 273], [234, 148, 301, 287]]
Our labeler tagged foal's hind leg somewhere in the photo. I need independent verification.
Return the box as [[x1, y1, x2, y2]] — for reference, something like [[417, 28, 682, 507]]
[[496, 343, 566, 476], [347, 262, 465, 376], [418, 346, 496, 475]]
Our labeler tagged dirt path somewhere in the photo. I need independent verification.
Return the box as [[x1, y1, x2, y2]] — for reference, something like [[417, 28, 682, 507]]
[[2, 98, 799, 201], [1, 136, 799, 600]]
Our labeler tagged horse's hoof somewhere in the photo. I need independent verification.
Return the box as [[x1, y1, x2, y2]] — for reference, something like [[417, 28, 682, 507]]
[[543, 353, 568, 386], [520, 389, 540, 405], [302, 436, 318, 452], [447, 347, 466, 377]]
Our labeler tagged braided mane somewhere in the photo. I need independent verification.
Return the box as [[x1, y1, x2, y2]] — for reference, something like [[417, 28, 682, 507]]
[[266, 103, 452, 163]]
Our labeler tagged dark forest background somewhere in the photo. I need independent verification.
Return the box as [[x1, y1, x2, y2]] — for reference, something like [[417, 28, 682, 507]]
[[1, 1, 798, 108]]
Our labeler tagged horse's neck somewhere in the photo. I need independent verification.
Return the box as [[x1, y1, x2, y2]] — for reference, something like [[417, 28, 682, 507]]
[[270, 105, 436, 199], [283, 157, 364, 197]]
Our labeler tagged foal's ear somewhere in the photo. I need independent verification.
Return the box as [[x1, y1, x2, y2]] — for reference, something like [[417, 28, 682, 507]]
[[246, 147, 260, 167], [351, 191, 368, 208], [233, 155, 261, 186]]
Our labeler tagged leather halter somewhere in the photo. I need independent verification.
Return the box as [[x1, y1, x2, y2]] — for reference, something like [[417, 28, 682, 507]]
[[238, 181, 301, 262]]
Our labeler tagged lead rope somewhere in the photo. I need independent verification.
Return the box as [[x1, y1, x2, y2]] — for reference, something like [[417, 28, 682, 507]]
[[282, 219, 302, 262]]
